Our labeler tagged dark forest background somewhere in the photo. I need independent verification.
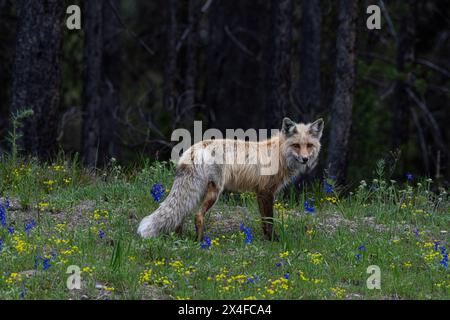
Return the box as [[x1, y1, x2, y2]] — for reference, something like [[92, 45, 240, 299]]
[[0, 0, 449, 186]]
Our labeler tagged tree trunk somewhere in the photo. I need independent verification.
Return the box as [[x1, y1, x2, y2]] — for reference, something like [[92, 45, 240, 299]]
[[163, 0, 178, 118], [392, 2, 416, 166], [265, 0, 293, 130], [183, 0, 199, 123], [101, 0, 121, 163], [11, 0, 64, 160], [83, 1, 104, 167], [326, 0, 357, 183], [297, 0, 321, 122], [0, 0, 15, 145], [83, 0, 121, 167]]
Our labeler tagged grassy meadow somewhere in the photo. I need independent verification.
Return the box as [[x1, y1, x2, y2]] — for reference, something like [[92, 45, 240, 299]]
[[0, 157, 448, 300]]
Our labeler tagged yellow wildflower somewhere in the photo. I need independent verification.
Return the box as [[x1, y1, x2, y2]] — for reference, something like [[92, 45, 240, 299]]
[[5, 272, 23, 285], [330, 287, 346, 299], [81, 266, 96, 274], [266, 288, 275, 295], [307, 252, 323, 265], [139, 269, 152, 284]]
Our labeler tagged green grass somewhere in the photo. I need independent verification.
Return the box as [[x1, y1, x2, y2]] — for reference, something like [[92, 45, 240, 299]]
[[0, 157, 448, 300]]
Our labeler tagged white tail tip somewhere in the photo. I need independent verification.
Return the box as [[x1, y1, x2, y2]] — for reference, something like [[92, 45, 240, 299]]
[[137, 215, 158, 238]]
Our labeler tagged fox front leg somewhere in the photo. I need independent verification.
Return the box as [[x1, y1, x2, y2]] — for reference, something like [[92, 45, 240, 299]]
[[257, 192, 278, 241]]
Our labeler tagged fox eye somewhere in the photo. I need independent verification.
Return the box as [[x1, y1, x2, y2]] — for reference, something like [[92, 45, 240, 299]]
[[291, 143, 300, 149], [307, 143, 314, 148]]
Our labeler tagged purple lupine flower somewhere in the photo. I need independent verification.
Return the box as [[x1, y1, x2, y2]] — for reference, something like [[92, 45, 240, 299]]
[[433, 241, 440, 251], [0, 201, 7, 227], [440, 255, 448, 268], [34, 255, 53, 270], [7, 226, 14, 234], [240, 223, 253, 244], [439, 246, 448, 268], [406, 173, 413, 181], [323, 179, 333, 193], [355, 243, 365, 260], [200, 235, 211, 249], [276, 257, 286, 268], [98, 229, 105, 239], [24, 220, 36, 235], [150, 183, 165, 202], [246, 275, 259, 284], [304, 199, 315, 213], [42, 257, 51, 270]]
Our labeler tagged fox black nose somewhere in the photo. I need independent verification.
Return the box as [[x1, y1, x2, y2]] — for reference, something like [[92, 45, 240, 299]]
[[301, 157, 309, 163]]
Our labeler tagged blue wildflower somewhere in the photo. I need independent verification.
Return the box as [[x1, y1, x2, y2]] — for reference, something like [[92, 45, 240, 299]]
[[0, 202, 7, 226], [355, 243, 365, 259], [304, 199, 315, 213], [246, 275, 259, 284], [0, 239, 3, 251], [283, 273, 290, 280], [438, 246, 448, 268], [433, 241, 440, 251], [150, 183, 165, 202], [42, 257, 51, 270], [323, 179, 333, 193], [34, 255, 52, 270], [440, 255, 448, 268], [276, 258, 286, 268], [24, 220, 36, 235], [7, 226, 14, 234], [200, 235, 211, 249], [98, 229, 105, 239], [405, 172, 413, 181], [240, 223, 253, 244]]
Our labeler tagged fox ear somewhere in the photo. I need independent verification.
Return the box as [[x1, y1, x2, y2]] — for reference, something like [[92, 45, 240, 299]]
[[282, 117, 297, 136], [309, 118, 324, 139]]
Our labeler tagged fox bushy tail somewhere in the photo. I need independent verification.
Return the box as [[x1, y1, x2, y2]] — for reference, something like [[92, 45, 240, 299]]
[[137, 170, 206, 238]]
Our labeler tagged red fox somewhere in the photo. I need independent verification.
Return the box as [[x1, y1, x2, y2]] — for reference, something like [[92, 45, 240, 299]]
[[138, 117, 324, 241]]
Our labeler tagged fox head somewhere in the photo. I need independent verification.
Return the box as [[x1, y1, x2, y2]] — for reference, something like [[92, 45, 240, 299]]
[[280, 117, 324, 173]]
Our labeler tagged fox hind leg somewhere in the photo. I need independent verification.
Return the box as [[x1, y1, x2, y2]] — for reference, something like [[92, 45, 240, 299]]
[[175, 225, 183, 235], [195, 181, 220, 242]]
